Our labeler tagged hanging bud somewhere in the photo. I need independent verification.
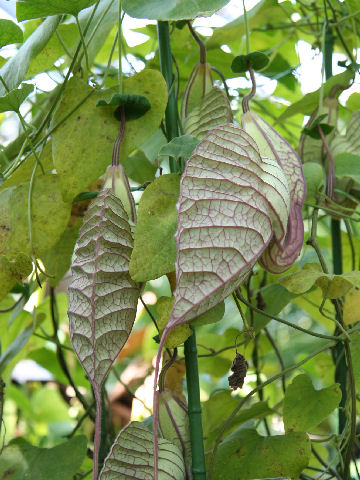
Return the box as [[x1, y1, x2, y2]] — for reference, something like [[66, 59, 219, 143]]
[[241, 111, 306, 273], [180, 62, 214, 124], [102, 164, 136, 224]]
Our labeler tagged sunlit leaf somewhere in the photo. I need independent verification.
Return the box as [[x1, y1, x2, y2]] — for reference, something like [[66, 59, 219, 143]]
[[277, 70, 354, 122], [156, 296, 192, 349], [0, 16, 59, 97], [158, 135, 200, 163], [52, 70, 167, 201], [130, 174, 180, 282], [100, 421, 185, 479], [0, 83, 33, 113], [0, 436, 87, 480], [0, 19, 23, 48], [122, 0, 230, 20], [283, 374, 341, 433], [16, 0, 97, 21]]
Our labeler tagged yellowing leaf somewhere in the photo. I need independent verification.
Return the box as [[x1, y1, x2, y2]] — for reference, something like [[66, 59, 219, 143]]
[[280, 264, 360, 299], [0, 174, 71, 257], [52, 70, 167, 202], [156, 296, 192, 349], [343, 288, 360, 325]]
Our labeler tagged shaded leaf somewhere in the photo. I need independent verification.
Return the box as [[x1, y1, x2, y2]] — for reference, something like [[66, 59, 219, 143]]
[[0, 83, 33, 113], [122, 0, 230, 21], [16, 0, 97, 21], [212, 428, 311, 480], [0, 436, 87, 480], [52, 70, 167, 202], [158, 135, 200, 162], [0, 19, 23, 48], [283, 374, 341, 432], [0, 16, 60, 97], [184, 87, 233, 140], [27, 23, 79, 77], [334, 153, 360, 184], [122, 150, 157, 184], [2, 141, 53, 188], [331, 110, 360, 158], [100, 421, 185, 479], [190, 300, 225, 326], [41, 221, 81, 287], [231, 51, 269, 73], [277, 70, 354, 122], [68, 189, 139, 390], [130, 174, 180, 282], [203, 391, 272, 449], [0, 174, 71, 257]]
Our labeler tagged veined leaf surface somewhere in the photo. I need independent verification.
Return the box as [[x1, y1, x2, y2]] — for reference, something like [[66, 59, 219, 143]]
[[167, 123, 290, 330], [100, 421, 186, 480], [68, 189, 139, 390], [184, 86, 233, 139]]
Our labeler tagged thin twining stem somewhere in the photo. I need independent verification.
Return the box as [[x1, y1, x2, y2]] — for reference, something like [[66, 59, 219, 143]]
[[187, 21, 206, 64], [112, 105, 126, 166], [236, 292, 341, 341], [207, 340, 337, 479], [242, 65, 256, 113]]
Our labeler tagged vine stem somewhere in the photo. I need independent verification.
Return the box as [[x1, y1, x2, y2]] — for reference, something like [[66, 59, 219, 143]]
[[242, 0, 250, 55], [207, 340, 338, 479], [323, 23, 348, 463], [155, 18, 206, 480], [156, 21, 179, 171]]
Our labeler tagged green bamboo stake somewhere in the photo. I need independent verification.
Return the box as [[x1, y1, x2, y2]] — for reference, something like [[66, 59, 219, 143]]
[[156, 21, 206, 479], [324, 26, 347, 436], [184, 327, 206, 480], [156, 21, 179, 172]]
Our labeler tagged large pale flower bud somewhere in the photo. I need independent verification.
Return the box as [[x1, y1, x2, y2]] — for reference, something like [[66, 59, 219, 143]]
[[241, 111, 306, 273], [180, 62, 214, 123]]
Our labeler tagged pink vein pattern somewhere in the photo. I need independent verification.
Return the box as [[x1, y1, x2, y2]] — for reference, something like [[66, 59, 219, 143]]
[[242, 112, 306, 273], [68, 189, 139, 390]]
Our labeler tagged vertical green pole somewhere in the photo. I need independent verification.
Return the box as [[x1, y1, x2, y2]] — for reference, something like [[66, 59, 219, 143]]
[[184, 326, 206, 480], [324, 27, 347, 436], [157, 21, 206, 479], [157, 21, 179, 172]]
